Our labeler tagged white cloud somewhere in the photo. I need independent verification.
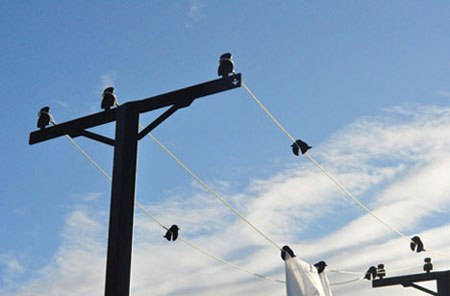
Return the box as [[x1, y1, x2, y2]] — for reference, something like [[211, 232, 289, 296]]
[[0, 254, 24, 283], [5, 105, 450, 295]]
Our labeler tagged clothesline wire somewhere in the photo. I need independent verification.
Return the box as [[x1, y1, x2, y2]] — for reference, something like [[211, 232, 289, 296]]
[[329, 262, 423, 276], [121, 101, 281, 251], [49, 109, 428, 287], [117, 101, 282, 251], [330, 276, 365, 286], [49, 117, 285, 285], [242, 82, 450, 260], [145, 131, 282, 251], [50, 114, 368, 286]]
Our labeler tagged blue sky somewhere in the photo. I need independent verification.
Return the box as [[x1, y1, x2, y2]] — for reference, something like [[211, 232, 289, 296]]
[[1, 1, 450, 295]]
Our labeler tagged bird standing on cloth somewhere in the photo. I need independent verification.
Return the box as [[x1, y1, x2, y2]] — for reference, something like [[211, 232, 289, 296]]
[[101, 87, 118, 110], [282, 245, 333, 296], [314, 261, 327, 274]]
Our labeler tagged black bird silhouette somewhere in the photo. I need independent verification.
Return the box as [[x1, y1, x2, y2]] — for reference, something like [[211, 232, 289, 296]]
[[218, 53, 235, 77], [377, 264, 386, 279], [424, 257, 433, 273], [101, 87, 118, 110], [281, 245, 296, 261], [410, 236, 425, 253], [164, 225, 179, 241], [37, 106, 51, 129], [291, 139, 311, 156], [314, 261, 327, 274], [364, 266, 377, 280]]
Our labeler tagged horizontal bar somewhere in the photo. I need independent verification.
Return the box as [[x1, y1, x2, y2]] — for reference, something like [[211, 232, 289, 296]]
[[29, 74, 241, 145], [373, 271, 450, 288], [131, 73, 241, 114], [30, 109, 118, 145]]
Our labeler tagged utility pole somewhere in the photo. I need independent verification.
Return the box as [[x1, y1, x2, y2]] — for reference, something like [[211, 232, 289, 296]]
[[29, 62, 242, 296], [372, 269, 450, 295]]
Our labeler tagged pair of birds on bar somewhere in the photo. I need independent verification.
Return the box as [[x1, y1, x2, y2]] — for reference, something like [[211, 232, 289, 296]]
[[99, 54, 235, 111], [101, 53, 235, 111], [36, 88, 118, 129]]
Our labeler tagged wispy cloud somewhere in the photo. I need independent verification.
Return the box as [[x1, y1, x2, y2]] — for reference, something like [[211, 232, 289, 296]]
[[6, 105, 450, 295], [52, 100, 69, 109], [0, 254, 24, 284], [185, 0, 204, 28]]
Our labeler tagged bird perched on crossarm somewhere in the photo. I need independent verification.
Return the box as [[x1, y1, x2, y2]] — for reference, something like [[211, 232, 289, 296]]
[[164, 225, 180, 242], [218, 53, 235, 77], [101, 87, 118, 110], [37, 106, 51, 129], [291, 139, 311, 156]]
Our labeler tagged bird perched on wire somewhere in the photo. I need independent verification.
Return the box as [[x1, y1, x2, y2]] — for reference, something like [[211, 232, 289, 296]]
[[218, 53, 235, 77], [281, 245, 296, 261], [101, 87, 118, 110], [314, 261, 327, 274], [410, 236, 425, 253], [164, 225, 180, 242], [364, 266, 377, 280], [291, 139, 311, 156], [37, 106, 51, 129]]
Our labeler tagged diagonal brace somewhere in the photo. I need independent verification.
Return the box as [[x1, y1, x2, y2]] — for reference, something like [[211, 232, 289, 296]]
[[79, 131, 115, 146], [138, 105, 179, 140], [67, 130, 115, 146], [405, 283, 437, 295]]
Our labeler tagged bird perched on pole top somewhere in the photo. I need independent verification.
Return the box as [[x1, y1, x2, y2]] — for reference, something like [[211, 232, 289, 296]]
[[37, 106, 51, 129], [101, 87, 118, 110], [218, 53, 235, 77]]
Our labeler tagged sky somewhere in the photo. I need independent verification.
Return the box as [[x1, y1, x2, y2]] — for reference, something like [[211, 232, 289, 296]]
[[1, 1, 450, 295]]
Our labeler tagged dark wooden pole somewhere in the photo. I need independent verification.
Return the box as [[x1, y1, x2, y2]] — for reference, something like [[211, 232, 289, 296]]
[[104, 104, 139, 296]]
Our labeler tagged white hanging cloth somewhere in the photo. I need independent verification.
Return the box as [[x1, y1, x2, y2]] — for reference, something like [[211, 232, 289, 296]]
[[284, 253, 333, 296]]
